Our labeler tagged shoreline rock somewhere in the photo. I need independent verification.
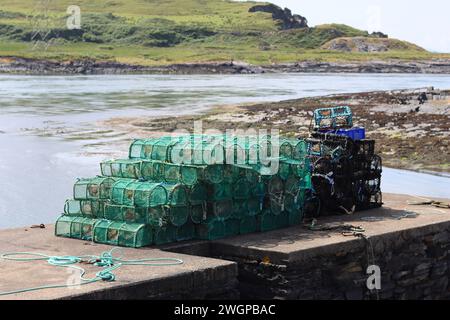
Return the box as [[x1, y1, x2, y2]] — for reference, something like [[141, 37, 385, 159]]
[[1, 57, 450, 75]]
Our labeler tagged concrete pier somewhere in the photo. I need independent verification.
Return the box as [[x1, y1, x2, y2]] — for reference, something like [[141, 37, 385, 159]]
[[1, 193, 449, 300]]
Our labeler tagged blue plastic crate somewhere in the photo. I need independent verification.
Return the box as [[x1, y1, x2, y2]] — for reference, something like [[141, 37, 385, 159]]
[[320, 127, 366, 141]]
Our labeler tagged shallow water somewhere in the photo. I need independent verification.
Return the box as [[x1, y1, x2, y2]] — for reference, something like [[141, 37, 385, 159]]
[[1, 73, 449, 228]]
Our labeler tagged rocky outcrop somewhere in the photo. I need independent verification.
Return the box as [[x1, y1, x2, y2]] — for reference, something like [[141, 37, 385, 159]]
[[322, 37, 425, 53], [1, 56, 450, 74], [249, 4, 308, 29]]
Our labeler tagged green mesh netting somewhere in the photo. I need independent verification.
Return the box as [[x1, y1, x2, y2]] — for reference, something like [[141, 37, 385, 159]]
[[111, 179, 168, 207], [224, 219, 240, 237], [163, 183, 188, 207], [207, 200, 233, 220], [55, 216, 99, 241], [195, 218, 226, 240], [153, 225, 177, 245], [190, 204, 206, 224], [64, 200, 103, 218], [176, 221, 195, 242], [59, 134, 312, 247], [74, 177, 115, 200], [166, 205, 189, 227], [240, 216, 258, 235], [103, 203, 148, 224], [100, 159, 141, 179], [93, 220, 152, 248]]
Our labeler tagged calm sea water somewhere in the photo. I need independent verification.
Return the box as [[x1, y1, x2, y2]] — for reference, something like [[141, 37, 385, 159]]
[[1, 73, 449, 228]]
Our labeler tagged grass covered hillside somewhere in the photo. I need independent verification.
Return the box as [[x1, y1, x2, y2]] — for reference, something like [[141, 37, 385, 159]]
[[0, 0, 448, 65]]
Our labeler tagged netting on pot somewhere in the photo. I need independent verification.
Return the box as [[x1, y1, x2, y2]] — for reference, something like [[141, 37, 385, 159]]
[[232, 200, 248, 219], [190, 204, 207, 224], [224, 219, 240, 238], [278, 161, 292, 180], [55, 216, 99, 241], [240, 216, 258, 235], [195, 218, 226, 240], [207, 200, 233, 220], [153, 225, 177, 245], [188, 183, 207, 205], [111, 179, 168, 207], [73, 177, 115, 200], [247, 197, 263, 217], [163, 183, 188, 207], [207, 183, 232, 201], [100, 159, 141, 179], [64, 199, 104, 218], [103, 203, 148, 224], [267, 175, 284, 195], [166, 205, 190, 227], [268, 193, 284, 216], [93, 220, 152, 248], [233, 178, 251, 200], [176, 221, 195, 242]]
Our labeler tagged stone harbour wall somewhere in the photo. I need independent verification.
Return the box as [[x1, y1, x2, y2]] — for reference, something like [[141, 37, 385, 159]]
[[215, 222, 450, 300]]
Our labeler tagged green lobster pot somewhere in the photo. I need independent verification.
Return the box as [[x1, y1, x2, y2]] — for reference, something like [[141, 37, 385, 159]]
[[285, 176, 300, 195], [300, 173, 312, 190], [64, 199, 103, 218], [252, 180, 266, 198], [247, 198, 263, 217], [279, 140, 294, 159], [269, 194, 284, 216], [192, 142, 225, 165], [151, 138, 180, 162], [93, 221, 152, 248], [176, 221, 195, 242], [111, 180, 168, 208], [129, 138, 164, 159], [284, 194, 299, 214], [240, 216, 258, 235], [167, 205, 189, 227], [153, 225, 177, 245], [100, 159, 141, 179], [140, 160, 161, 181], [55, 216, 99, 241], [164, 163, 183, 184], [207, 183, 232, 201], [233, 178, 251, 200], [267, 175, 284, 195], [73, 177, 115, 200], [224, 219, 240, 238], [188, 183, 207, 205], [289, 158, 310, 179], [103, 203, 147, 224], [203, 165, 224, 184], [258, 210, 278, 232], [292, 140, 308, 160], [190, 204, 206, 224], [148, 206, 168, 227], [170, 140, 192, 165], [274, 211, 289, 229], [163, 183, 188, 207], [278, 162, 291, 180], [288, 208, 304, 226], [208, 200, 233, 220], [232, 200, 248, 219], [223, 165, 239, 183], [195, 219, 226, 240]]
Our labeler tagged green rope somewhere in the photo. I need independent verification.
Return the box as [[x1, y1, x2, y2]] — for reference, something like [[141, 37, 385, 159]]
[[0, 248, 183, 297]]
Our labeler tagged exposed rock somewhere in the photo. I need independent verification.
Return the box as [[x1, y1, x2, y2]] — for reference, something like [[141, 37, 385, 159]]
[[249, 4, 308, 29], [322, 37, 424, 53]]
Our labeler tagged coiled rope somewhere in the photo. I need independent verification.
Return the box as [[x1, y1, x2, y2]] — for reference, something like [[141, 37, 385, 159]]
[[0, 248, 183, 297]]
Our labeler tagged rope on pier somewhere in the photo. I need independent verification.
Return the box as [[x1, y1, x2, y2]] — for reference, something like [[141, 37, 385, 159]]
[[0, 247, 183, 297]]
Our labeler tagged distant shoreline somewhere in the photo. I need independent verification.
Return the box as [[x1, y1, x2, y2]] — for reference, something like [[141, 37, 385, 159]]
[[1, 57, 450, 75]]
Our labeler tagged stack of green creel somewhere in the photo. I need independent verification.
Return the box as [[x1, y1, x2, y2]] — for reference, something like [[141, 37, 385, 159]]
[[56, 135, 312, 247]]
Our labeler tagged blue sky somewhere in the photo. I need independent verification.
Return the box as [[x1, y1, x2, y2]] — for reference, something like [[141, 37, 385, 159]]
[[265, 0, 450, 53]]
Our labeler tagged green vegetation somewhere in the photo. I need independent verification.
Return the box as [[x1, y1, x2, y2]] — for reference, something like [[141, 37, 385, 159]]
[[0, 0, 447, 65]]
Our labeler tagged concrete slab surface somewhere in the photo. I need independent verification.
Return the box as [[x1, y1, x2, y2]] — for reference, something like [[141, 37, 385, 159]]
[[0, 227, 237, 300], [212, 193, 450, 265]]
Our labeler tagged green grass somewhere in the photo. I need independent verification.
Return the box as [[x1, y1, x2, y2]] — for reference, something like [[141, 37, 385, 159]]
[[0, 0, 448, 65]]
